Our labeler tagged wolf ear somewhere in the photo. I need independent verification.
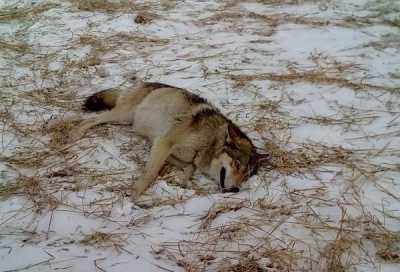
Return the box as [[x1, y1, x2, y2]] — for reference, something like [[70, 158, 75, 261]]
[[227, 124, 240, 143]]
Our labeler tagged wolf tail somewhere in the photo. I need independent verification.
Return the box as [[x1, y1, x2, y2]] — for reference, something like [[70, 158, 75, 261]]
[[82, 88, 120, 112]]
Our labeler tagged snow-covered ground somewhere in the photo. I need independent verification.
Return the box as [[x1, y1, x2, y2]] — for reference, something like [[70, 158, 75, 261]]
[[1, 0, 399, 271]]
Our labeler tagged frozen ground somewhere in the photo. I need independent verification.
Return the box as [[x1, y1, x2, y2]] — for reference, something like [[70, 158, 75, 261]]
[[0, 0, 399, 271]]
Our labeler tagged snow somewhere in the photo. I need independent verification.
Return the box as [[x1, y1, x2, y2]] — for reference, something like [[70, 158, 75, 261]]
[[0, 0, 399, 271]]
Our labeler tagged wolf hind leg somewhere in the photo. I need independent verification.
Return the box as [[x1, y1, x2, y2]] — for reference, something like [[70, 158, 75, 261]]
[[69, 104, 133, 141], [70, 84, 152, 141]]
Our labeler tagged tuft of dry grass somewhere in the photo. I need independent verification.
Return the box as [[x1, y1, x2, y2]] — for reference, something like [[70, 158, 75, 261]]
[[21, 88, 78, 110], [365, 33, 400, 51], [0, 2, 59, 21], [72, 0, 132, 12], [229, 70, 397, 93], [200, 202, 245, 230], [228, 53, 398, 93], [264, 141, 353, 175], [0, 177, 36, 199], [227, 53, 399, 93], [217, 256, 262, 272], [48, 118, 79, 150], [322, 233, 354, 272], [1, 148, 51, 169], [365, 222, 400, 263], [71, 0, 155, 13], [0, 176, 58, 212], [0, 40, 31, 53], [80, 231, 127, 251], [73, 32, 169, 68]]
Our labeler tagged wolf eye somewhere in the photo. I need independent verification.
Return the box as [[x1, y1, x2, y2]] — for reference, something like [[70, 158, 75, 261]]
[[220, 167, 226, 189], [230, 158, 240, 168]]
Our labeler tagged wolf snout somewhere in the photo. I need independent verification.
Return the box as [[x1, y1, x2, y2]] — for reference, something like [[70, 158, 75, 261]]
[[222, 187, 239, 193]]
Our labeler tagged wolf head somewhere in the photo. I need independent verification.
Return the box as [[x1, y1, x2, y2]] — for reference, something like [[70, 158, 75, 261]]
[[208, 123, 270, 193]]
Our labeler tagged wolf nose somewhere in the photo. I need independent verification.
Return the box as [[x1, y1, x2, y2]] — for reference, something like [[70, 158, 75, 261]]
[[223, 187, 239, 193]]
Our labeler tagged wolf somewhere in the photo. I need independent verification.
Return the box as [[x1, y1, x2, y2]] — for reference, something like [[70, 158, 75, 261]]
[[70, 80, 270, 197]]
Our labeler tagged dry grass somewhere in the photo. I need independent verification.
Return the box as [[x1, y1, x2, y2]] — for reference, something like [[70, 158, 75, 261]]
[[0, 176, 58, 212], [365, 221, 400, 263], [200, 201, 246, 229], [0, 1, 398, 272], [201, 11, 332, 27], [0, 2, 59, 21], [73, 32, 169, 69], [223, 0, 322, 9], [226, 53, 399, 93], [217, 256, 263, 272], [47, 118, 79, 150], [21, 88, 78, 110], [264, 141, 353, 175], [229, 70, 397, 93], [1, 147, 54, 169], [365, 33, 400, 51], [320, 209, 355, 272], [71, 0, 155, 13], [0, 40, 31, 53], [72, 0, 133, 12], [200, 9, 399, 31], [80, 231, 127, 251]]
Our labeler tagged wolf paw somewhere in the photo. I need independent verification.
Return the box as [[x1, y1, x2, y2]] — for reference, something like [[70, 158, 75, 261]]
[[131, 179, 148, 199]]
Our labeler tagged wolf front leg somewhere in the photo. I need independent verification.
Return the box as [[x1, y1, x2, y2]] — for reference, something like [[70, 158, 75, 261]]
[[132, 136, 175, 197]]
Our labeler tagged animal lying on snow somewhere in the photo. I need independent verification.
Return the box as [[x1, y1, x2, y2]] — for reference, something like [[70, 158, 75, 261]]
[[70, 80, 270, 197]]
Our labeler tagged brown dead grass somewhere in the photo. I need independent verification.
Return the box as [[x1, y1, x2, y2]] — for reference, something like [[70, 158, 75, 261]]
[[80, 231, 127, 251], [229, 71, 397, 93], [73, 32, 169, 68], [200, 9, 399, 31], [0, 2, 59, 21], [365, 222, 400, 263], [72, 0, 132, 12], [217, 256, 262, 272], [48, 118, 79, 150], [21, 88, 78, 110], [71, 0, 154, 13], [228, 53, 399, 93], [322, 230, 354, 272], [264, 141, 353, 175], [200, 202, 246, 230], [0, 40, 31, 53], [0, 176, 58, 212]]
